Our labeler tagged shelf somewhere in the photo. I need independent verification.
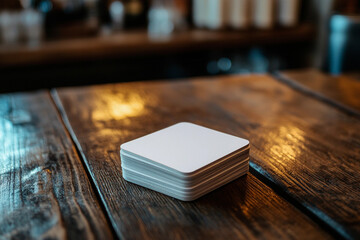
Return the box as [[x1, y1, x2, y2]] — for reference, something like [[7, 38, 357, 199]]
[[0, 24, 315, 67]]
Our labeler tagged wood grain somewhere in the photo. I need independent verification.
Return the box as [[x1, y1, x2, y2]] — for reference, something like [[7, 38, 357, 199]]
[[345, 72, 360, 81], [276, 69, 360, 116], [0, 25, 314, 67], [53, 74, 360, 239], [0, 92, 114, 239]]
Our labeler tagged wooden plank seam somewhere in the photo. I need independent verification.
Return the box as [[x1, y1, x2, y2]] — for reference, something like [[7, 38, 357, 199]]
[[272, 72, 360, 118], [49, 90, 120, 240]]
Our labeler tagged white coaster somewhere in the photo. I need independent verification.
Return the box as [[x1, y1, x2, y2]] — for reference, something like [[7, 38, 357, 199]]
[[120, 122, 250, 201], [121, 122, 249, 175], [123, 162, 249, 201], [121, 149, 249, 186]]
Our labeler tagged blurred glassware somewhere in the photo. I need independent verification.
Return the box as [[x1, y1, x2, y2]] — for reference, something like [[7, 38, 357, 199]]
[[206, 0, 225, 30], [249, 48, 269, 73], [21, 9, 44, 46], [20, 0, 32, 9], [193, 0, 207, 28], [328, 14, 360, 75], [227, 0, 250, 29], [109, 1, 125, 30], [277, 0, 300, 27], [217, 57, 232, 72], [148, 0, 174, 38], [192, 0, 225, 30], [252, 0, 275, 29], [0, 11, 21, 44]]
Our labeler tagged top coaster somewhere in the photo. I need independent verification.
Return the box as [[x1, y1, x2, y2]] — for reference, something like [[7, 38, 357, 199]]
[[121, 122, 249, 175]]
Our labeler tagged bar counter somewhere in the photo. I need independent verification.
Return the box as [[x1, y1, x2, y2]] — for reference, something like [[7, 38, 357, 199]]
[[1, 71, 359, 239]]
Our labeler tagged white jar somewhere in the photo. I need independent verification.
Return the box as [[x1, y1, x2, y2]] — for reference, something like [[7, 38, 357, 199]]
[[193, 0, 207, 28], [227, 0, 250, 29], [277, 0, 300, 27], [252, 0, 275, 29], [148, 6, 174, 38], [21, 9, 44, 46], [109, 1, 125, 30], [206, 0, 226, 29], [0, 12, 21, 44]]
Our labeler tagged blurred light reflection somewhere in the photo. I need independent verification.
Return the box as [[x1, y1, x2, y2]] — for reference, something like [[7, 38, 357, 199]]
[[93, 93, 145, 121], [268, 124, 305, 164]]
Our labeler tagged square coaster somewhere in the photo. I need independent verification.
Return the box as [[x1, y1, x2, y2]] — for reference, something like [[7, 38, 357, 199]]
[[121, 122, 249, 175]]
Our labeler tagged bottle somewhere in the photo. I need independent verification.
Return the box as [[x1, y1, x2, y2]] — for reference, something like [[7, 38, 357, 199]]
[[109, 0, 125, 30]]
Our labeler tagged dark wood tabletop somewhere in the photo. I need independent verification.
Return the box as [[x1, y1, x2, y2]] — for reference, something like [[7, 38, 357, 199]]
[[0, 92, 113, 239], [276, 69, 360, 117], [1, 72, 359, 240]]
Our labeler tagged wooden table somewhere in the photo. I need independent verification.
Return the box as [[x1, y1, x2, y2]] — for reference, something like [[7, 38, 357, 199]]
[[1, 72, 359, 239], [276, 69, 360, 117]]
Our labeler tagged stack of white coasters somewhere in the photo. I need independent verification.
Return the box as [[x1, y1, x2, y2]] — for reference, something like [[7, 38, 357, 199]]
[[120, 122, 250, 201]]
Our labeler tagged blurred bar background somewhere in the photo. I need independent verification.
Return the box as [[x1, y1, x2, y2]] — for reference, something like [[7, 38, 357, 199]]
[[0, 0, 359, 93]]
